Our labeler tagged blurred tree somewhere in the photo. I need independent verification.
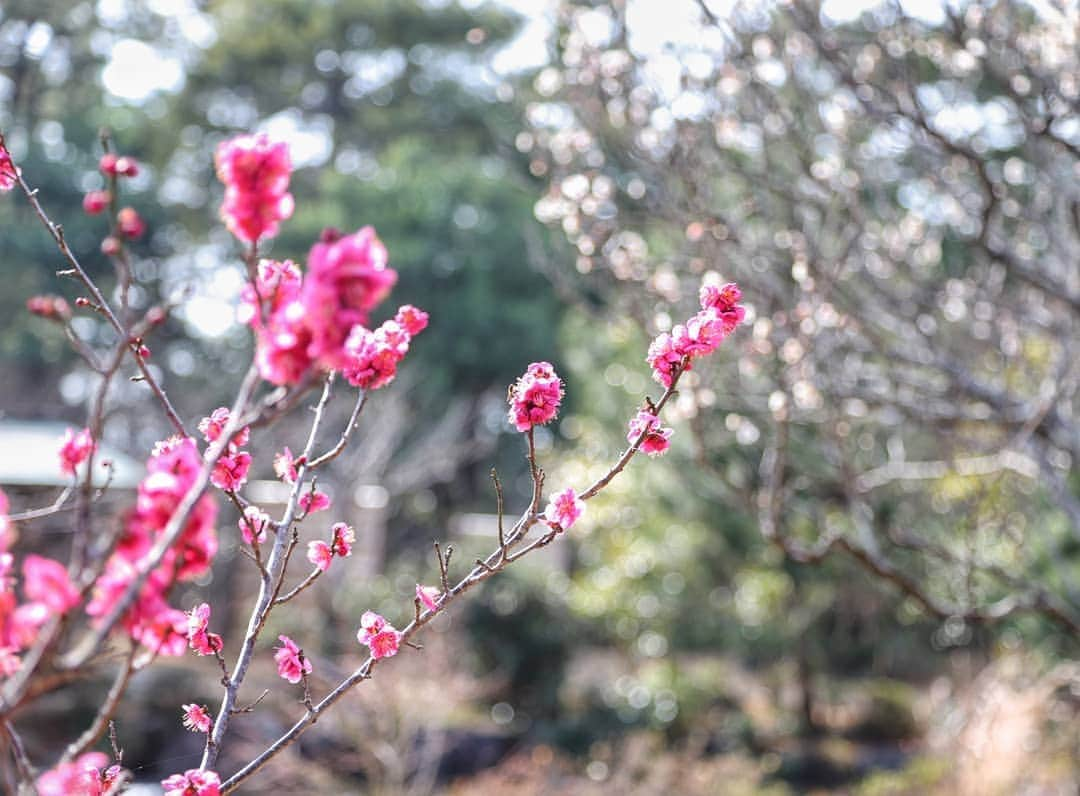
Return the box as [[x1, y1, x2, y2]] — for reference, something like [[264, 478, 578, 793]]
[[527, 0, 1080, 660]]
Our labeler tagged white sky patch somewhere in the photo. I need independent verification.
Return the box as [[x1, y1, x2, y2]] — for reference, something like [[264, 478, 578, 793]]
[[102, 39, 184, 101], [259, 110, 335, 168], [179, 265, 246, 338]]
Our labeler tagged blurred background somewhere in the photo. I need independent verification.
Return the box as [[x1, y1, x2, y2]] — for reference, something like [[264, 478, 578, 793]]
[[2, 0, 1079, 793]]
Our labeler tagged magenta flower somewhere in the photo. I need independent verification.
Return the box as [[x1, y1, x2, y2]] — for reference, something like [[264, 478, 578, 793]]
[[416, 584, 442, 613], [0, 142, 17, 192], [307, 540, 332, 572], [58, 427, 95, 476], [544, 488, 585, 532], [274, 634, 312, 684], [627, 409, 673, 457], [215, 133, 293, 244], [23, 555, 80, 613], [181, 703, 213, 733], [330, 523, 355, 557], [37, 752, 112, 796], [357, 610, 402, 660], [394, 304, 429, 336], [238, 506, 271, 545], [186, 603, 222, 656], [82, 190, 110, 215], [508, 361, 564, 432], [210, 451, 251, 492], [161, 768, 221, 796], [341, 318, 416, 390], [273, 446, 300, 483], [299, 490, 331, 514], [302, 226, 397, 369], [197, 407, 249, 448]]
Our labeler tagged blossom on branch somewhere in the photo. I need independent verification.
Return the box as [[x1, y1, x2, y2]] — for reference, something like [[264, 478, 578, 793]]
[[274, 634, 311, 683], [23, 555, 80, 614], [416, 585, 441, 613], [238, 506, 271, 545], [357, 610, 401, 659], [299, 489, 331, 515], [182, 703, 213, 733], [186, 602, 222, 656], [543, 488, 585, 532], [626, 409, 673, 457], [161, 768, 221, 796], [508, 361, 564, 432], [0, 141, 18, 191], [215, 133, 293, 244], [306, 540, 332, 572], [58, 427, 95, 476]]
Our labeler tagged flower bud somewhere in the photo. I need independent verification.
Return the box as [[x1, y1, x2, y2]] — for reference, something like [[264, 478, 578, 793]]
[[82, 190, 111, 215]]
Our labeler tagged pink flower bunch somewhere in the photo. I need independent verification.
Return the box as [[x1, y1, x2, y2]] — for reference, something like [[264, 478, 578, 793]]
[[37, 752, 122, 796], [544, 488, 585, 532], [627, 409, 673, 456], [340, 314, 422, 391], [59, 427, 95, 476], [186, 602, 222, 656], [161, 769, 221, 796], [87, 436, 218, 655], [0, 552, 80, 670], [99, 153, 139, 178], [357, 611, 401, 659], [214, 133, 293, 244], [416, 584, 442, 613], [26, 294, 72, 322], [299, 489, 331, 515], [508, 361, 564, 432], [236, 242, 424, 388], [303, 227, 398, 368], [182, 703, 213, 733], [307, 521, 355, 572], [0, 141, 18, 192], [200, 408, 252, 493], [273, 446, 300, 483], [646, 281, 745, 387], [238, 505, 271, 545], [274, 634, 311, 683]]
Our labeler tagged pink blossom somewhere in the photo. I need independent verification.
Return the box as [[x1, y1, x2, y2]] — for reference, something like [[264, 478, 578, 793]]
[[238, 506, 271, 545], [416, 585, 441, 613], [23, 555, 80, 613], [26, 294, 72, 322], [307, 540, 332, 572], [7, 602, 49, 648], [507, 361, 564, 432], [341, 318, 416, 390], [186, 603, 222, 656], [699, 281, 746, 333], [197, 407, 249, 448], [238, 259, 303, 329], [302, 227, 397, 369], [59, 427, 95, 476], [116, 207, 145, 239], [161, 769, 222, 796], [182, 703, 213, 733], [82, 190, 111, 215], [627, 409, 673, 456], [357, 610, 401, 659], [0, 142, 17, 191], [330, 522, 354, 557], [274, 634, 312, 683], [0, 646, 20, 677], [37, 751, 111, 796], [646, 332, 687, 388], [299, 490, 331, 514], [215, 134, 293, 244], [273, 447, 300, 483], [394, 304, 429, 336], [210, 451, 251, 492], [544, 488, 585, 532]]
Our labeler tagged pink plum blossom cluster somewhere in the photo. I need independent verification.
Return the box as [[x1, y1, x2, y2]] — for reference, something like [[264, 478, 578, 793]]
[[199, 407, 252, 492], [161, 768, 222, 796], [358, 611, 402, 660], [507, 360, 564, 432], [214, 134, 293, 244], [627, 409, 673, 457], [646, 282, 746, 388], [307, 522, 355, 571], [87, 436, 218, 656], [59, 426, 95, 476], [36, 751, 123, 796]]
